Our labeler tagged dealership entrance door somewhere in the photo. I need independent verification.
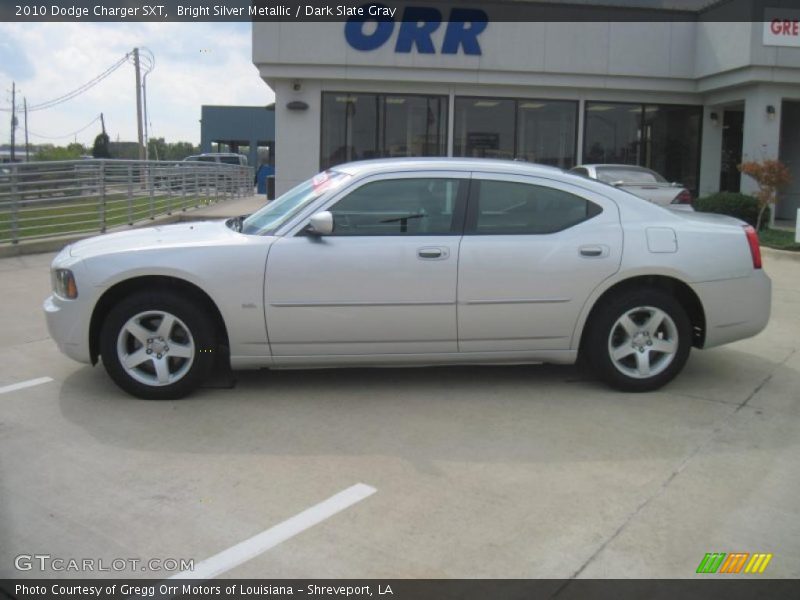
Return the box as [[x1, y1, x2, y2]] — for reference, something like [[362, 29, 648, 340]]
[[778, 100, 800, 220], [719, 108, 744, 193]]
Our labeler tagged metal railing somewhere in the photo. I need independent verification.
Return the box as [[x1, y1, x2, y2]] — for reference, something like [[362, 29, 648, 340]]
[[0, 159, 254, 244]]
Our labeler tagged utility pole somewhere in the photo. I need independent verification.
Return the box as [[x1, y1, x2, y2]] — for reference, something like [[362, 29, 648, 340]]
[[133, 48, 144, 161], [24, 97, 29, 161], [100, 112, 106, 136], [10, 82, 16, 162]]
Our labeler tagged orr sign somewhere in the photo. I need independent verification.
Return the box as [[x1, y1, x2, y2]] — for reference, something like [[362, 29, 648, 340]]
[[764, 8, 800, 47], [345, 6, 488, 55]]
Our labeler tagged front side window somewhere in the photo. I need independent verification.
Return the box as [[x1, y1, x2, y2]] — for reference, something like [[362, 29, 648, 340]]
[[471, 180, 601, 235], [241, 171, 350, 235], [329, 178, 465, 236]]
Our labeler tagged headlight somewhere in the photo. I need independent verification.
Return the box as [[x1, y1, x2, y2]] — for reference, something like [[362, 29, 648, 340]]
[[52, 268, 78, 299]]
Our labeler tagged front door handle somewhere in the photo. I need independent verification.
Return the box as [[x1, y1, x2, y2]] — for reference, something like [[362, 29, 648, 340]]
[[579, 245, 609, 258], [418, 247, 449, 260]]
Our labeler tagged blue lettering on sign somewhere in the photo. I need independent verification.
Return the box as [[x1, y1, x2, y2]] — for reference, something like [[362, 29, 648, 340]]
[[345, 6, 488, 55]]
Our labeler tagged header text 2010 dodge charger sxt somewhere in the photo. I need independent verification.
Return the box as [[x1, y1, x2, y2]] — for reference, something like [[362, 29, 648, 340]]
[[45, 158, 770, 399]]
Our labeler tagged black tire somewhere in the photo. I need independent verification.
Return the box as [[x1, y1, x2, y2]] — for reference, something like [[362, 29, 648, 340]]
[[585, 289, 692, 392], [99, 291, 216, 400]]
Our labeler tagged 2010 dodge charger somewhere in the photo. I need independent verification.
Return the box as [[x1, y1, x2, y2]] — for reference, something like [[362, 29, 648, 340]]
[[44, 158, 771, 399]]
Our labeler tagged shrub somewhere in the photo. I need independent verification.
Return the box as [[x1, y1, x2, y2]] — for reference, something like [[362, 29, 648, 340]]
[[738, 159, 792, 231], [693, 192, 770, 229]]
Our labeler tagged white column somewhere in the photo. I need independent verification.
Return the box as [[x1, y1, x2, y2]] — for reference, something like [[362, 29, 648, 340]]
[[698, 105, 723, 197], [741, 86, 783, 227], [274, 79, 322, 196]]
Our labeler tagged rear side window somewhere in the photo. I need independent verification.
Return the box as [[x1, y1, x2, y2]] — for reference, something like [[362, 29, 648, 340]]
[[470, 180, 602, 235], [329, 178, 466, 236], [220, 156, 242, 165]]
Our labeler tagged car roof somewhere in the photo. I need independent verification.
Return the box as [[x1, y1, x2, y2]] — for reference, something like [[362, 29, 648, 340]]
[[575, 164, 656, 172], [333, 157, 564, 178]]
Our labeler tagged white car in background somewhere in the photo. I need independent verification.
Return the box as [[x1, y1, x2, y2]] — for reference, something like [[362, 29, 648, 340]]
[[182, 152, 248, 166], [44, 158, 770, 399], [570, 164, 694, 209]]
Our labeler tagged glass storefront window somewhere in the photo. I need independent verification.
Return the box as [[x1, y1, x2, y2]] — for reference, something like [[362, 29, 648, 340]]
[[643, 104, 702, 193], [583, 102, 642, 165], [321, 93, 447, 170], [383, 96, 447, 158], [584, 101, 702, 194], [453, 97, 516, 159], [321, 93, 379, 169], [454, 97, 578, 167], [516, 100, 577, 168]]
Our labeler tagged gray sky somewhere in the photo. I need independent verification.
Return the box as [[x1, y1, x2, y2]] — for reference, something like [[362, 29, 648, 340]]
[[0, 22, 274, 147]]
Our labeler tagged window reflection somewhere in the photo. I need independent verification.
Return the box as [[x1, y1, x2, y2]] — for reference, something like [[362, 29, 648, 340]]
[[321, 93, 447, 170], [584, 102, 702, 194], [454, 97, 578, 167], [454, 98, 516, 159]]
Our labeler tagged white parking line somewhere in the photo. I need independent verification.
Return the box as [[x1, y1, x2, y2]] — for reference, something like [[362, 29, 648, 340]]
[[169, 483, 377, 580], [0, 376, 53, 395]]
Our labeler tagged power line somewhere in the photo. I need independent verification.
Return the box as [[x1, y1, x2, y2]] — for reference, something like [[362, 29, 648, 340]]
[[27, 114, 102, 140], [0, 54, 130, 113]]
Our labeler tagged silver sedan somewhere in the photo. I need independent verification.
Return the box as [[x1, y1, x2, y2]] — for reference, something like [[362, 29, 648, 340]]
[[570, 164, 694, 208], [45, 158, 770, 399]]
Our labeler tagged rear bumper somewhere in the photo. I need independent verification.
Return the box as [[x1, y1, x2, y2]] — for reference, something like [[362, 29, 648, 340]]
[[692, 270, 771, 349]]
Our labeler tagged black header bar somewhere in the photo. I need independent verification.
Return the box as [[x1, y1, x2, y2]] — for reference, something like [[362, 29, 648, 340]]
[[2, 0, 800, 23]]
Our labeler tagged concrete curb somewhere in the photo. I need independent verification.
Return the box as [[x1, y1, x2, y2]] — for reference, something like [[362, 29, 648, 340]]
[[762, 246, 800, 261]]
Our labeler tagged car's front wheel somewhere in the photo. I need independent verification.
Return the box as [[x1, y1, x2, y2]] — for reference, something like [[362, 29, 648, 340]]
[[586, 290, 691, 392], [99, 291, 215, 399]]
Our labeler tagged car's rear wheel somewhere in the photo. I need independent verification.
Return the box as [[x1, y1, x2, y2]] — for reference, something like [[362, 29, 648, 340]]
[[99, 291, 215, 399], [586, 289, 691, 392]]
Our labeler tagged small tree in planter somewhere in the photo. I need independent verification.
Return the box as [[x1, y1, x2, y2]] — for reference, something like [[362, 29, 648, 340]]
[[738, 159, 791, 231]]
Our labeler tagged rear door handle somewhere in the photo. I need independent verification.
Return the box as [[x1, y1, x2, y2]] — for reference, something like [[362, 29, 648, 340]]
[[579, 245, 609, 258], [418, 247, 449, 260]]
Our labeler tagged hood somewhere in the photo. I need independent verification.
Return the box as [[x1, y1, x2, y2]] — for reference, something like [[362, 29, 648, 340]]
[[69, 220, 239, 259]]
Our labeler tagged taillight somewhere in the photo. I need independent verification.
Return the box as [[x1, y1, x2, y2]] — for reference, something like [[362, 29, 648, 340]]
[[743, 225, 762, 269], [672, 189, 692, 204]]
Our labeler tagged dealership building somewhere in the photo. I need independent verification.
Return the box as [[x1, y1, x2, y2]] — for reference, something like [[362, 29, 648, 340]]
[[252, 1, 800, 220]]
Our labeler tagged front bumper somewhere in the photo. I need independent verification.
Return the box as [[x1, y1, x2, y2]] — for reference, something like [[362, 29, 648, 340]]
[[44, 294, 92, 364]]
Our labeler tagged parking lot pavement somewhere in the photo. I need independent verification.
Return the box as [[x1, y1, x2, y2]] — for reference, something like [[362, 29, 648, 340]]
[[0, 249, 798, 579]]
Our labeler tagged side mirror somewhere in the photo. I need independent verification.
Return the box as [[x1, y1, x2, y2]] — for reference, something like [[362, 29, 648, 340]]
[[307, 211, 334, 236]]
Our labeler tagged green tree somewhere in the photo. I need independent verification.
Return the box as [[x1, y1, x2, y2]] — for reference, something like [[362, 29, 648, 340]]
[[147, 138, 197, 161], [35, 143, 87, 161], [92, 132, 111, 158]]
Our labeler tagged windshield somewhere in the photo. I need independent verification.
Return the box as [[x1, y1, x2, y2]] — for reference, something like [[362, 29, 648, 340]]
[[241, 170, 350, 235], [595, 167, 666, 184]]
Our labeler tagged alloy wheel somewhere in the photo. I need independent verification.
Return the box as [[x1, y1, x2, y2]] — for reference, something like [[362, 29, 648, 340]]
[[116, 310, 195, 387], [607, 305, 679, 379]]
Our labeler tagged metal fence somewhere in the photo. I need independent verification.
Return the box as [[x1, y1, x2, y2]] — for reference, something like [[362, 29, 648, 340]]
[[0, 159, 254, 244]]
